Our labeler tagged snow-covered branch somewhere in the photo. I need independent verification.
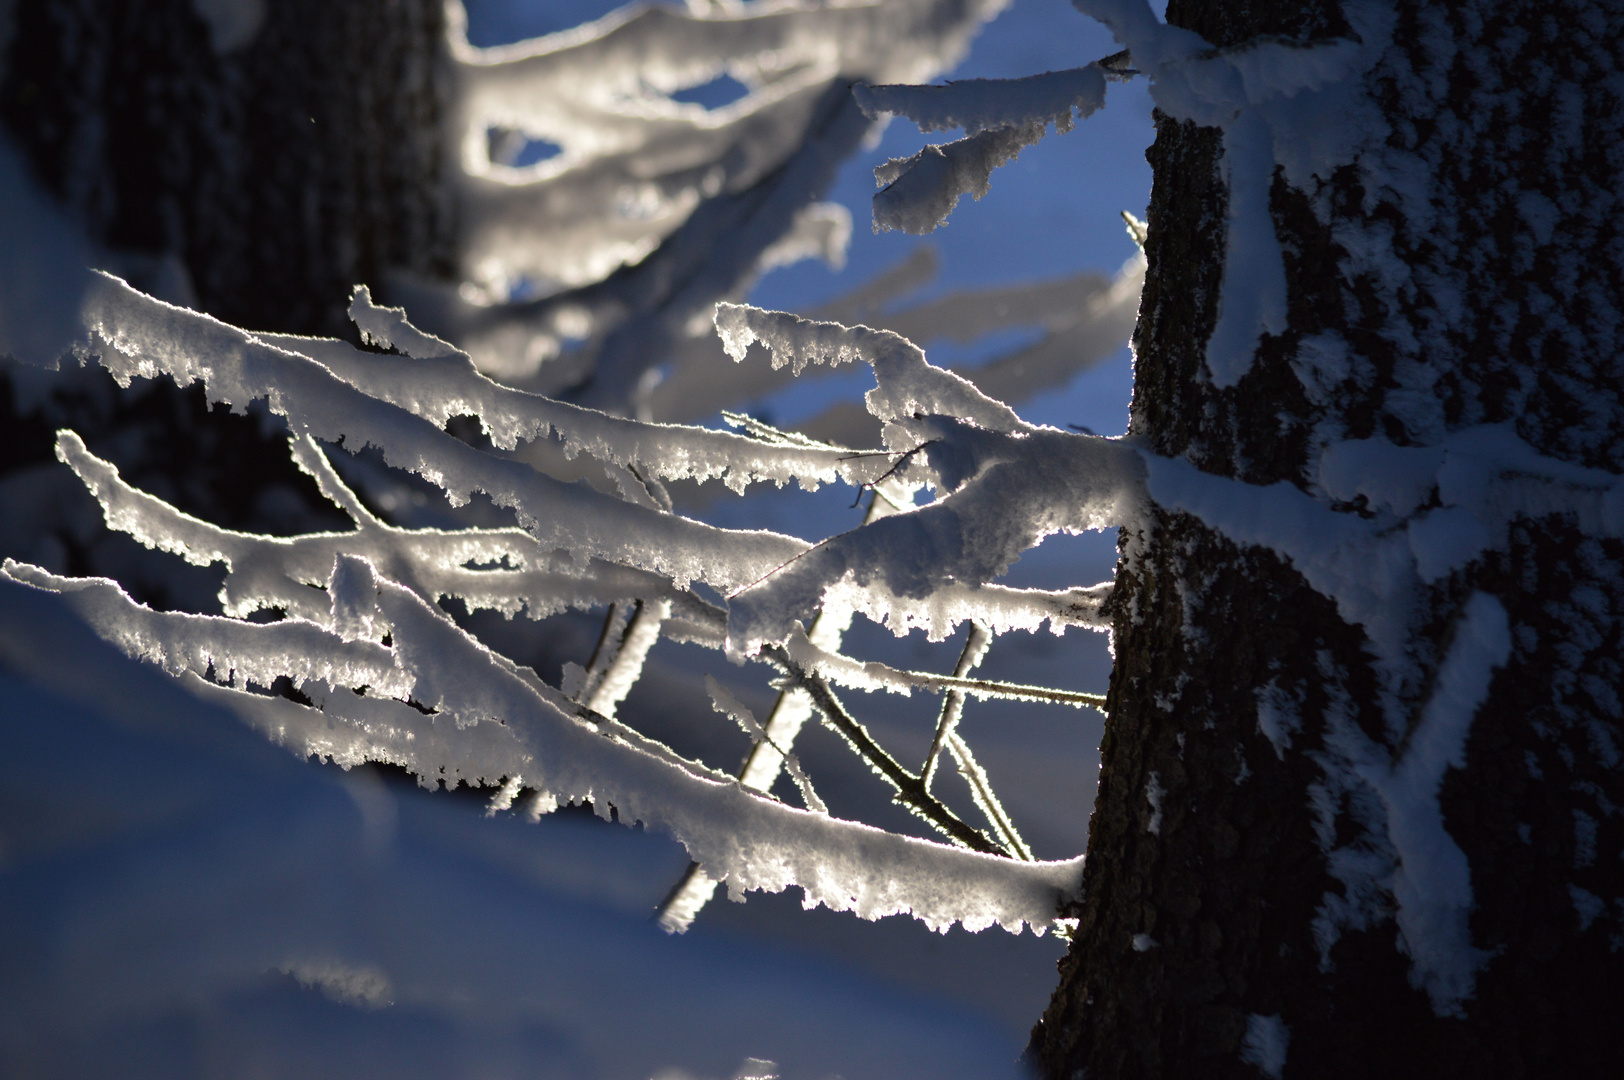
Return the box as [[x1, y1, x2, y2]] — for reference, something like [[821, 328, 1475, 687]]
[[74, 273, 810, 593], [15, 237, 1125, 943], [646, 249, 1145, 453], [4, 556, 1082, 933], [856, 67, 1107, 136], [256, 287, 897, 496], [727, 422, 1142, 655], [58, 428, 727, 640], [871, 123, 1048, 236], [714, 301, 1029, 434], [857, 65, 1109, 235]]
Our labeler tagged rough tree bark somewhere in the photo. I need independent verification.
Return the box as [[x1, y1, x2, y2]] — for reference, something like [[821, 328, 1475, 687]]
[[1032, 1, 1624, 1077]]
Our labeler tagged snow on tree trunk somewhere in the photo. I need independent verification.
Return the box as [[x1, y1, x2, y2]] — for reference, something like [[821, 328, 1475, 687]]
[[1032, 1, 1624, 1077]]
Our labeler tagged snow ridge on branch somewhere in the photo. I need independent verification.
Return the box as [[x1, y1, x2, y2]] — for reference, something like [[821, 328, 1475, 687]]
[[76, 272, 811, 593], [855, 67, 1108, 137]]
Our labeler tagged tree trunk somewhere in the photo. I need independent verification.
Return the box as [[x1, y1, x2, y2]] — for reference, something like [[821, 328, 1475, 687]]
[[1032, 1, 1624, 1076], [0, 0, 451, 571], [1, 0, 452, 337]]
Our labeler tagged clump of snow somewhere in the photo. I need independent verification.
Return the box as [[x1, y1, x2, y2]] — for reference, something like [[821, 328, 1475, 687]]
[[1144, 771, 1164, 834], [1203, 110, 1287, 388], [0, 139, 101, 370], [1239, 1013, 1289, 1078], [1318, 435, 1445, 517], [1570, 885, 1605, 933], [1255, 680, 1301, 760], [280, 958, 394, 1009]]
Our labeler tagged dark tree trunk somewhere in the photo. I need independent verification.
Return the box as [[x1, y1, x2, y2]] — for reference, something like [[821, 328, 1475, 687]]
[[1033, 1, 1624, 1077], [2, 0, 452, 337], [0, 0, 452, 578]]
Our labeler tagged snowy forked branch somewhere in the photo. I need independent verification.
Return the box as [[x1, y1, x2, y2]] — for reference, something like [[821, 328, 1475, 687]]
[[3, 554, 1083, 933], [7, 264, 1144, 935]]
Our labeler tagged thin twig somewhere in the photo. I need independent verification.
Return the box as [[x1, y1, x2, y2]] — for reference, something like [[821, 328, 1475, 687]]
[[791, 643, 1107, 708], [626, 461, 674, 512], [846, 440, 936, 507], [947, 729, 1033, 861], [721, 410, 843, 450], [921, 623, 992, 792], [577, 600, 635, 704], [763, 644, 1004, 857]]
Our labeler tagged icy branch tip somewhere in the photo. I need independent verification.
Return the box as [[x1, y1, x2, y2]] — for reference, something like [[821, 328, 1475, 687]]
[[712, 303, 896, 375], [348, 284, 458, 360], [712, 302, 758, 364]]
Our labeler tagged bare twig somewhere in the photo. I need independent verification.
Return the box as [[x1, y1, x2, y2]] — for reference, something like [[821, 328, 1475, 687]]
[[946, 729, 1033, 861], [785, 634, 1107, 708], [763, 645, 1005, 857], [721, 410, 844, 450], [921, 623, 992, 792]]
